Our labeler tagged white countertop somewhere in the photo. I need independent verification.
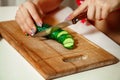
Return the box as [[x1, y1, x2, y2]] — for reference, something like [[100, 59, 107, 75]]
[[0, 6, 120, 80]]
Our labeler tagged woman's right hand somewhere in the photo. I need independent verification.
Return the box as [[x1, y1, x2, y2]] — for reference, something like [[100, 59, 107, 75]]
[[67, 0, 120, 21], [15, 1, 43, 36]]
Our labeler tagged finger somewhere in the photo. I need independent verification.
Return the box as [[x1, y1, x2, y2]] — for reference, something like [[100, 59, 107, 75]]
[[101, 5, 110, 19], [19, 4, 36, 33], [16, 7, 33, 35], [24, 1, 42, 26], [66, 1, 88, 20], [95, 6, 102, 20], [87, 2, 95, 20], [23, 22, 34, 36], [15, 9, 26, 33]]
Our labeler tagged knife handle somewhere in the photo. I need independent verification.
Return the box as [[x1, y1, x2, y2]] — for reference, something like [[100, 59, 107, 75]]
[[72, 11, 87, 24]]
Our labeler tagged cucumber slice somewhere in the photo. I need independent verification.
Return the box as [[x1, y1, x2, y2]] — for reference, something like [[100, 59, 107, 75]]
[[63, 38, 74, 44], [57, 34, 72, 43], [63, 38, 74, 49], [57, 30, 68, 38], [57, 34, 74, 49]]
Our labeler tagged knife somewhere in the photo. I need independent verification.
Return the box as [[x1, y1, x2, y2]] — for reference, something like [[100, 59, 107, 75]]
[[34, 11, 87, 37]]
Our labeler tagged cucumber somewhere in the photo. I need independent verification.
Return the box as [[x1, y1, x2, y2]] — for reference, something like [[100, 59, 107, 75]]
[[35, 23, 75, 49], [36, 23, 51, 33]]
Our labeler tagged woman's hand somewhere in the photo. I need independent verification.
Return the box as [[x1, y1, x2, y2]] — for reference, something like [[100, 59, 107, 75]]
[[15, 1, 42, 36], [15, 0, 63, 36], [67, 0, 120, 21]]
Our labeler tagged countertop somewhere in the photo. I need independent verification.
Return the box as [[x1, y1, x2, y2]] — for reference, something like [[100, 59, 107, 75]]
[[0, 6, 120, 80]]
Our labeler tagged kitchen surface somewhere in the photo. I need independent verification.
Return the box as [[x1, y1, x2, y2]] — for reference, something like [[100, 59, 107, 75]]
[[0, 6, 120, 80]]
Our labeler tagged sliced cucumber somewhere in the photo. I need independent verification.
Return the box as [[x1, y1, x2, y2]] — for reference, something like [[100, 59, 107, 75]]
[[35, 23, 75, 49]]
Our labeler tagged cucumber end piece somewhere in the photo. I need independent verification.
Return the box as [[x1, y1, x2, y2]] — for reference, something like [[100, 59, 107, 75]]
[[63, 38, 74, 49]]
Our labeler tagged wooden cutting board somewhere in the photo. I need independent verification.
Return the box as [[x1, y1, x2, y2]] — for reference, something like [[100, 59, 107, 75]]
[[0, 20, 119, 80], [0, 7, 119, 80]]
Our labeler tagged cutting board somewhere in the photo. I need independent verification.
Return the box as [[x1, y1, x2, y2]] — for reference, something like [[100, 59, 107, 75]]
[[0, 7, 119, 80]]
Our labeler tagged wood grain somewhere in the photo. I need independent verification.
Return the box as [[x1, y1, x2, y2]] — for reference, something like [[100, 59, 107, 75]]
[[0, 20, 119, 80]]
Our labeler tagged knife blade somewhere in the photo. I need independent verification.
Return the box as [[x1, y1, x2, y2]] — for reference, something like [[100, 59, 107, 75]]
[[33, 11, 87, 37]]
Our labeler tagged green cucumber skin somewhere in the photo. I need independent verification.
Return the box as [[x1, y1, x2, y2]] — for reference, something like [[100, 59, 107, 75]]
[[36, 23, 51, 33], [35, 23, 74, 49], [49, 28, 63, 39], [49, 29, 74, 49], [57, 34, 72, 43]]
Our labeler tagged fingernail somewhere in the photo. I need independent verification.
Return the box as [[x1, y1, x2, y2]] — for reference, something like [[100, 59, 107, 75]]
[[37, 22, 42, 27], [30, 32, 34, 36], [30, 28, 35, 36]]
